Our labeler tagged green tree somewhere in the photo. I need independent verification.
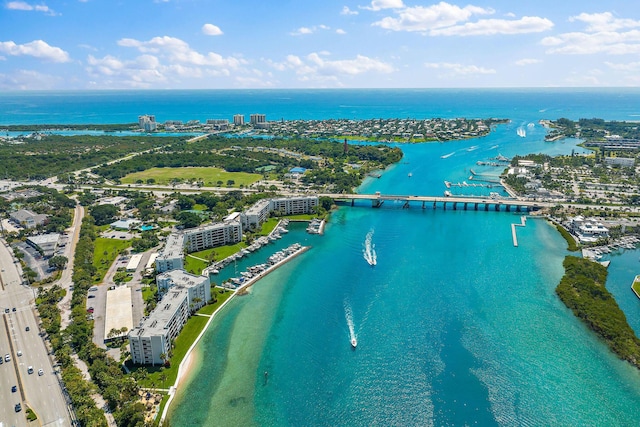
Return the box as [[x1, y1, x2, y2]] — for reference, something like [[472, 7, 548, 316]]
[[89, 204, 119, 226], [48, 255, 68, 270]]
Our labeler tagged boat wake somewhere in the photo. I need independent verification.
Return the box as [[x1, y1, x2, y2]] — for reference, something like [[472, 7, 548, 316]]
[[517, 127, 526, 138], [345, 300, 357, 349], [363, 229, 377, 266], [441, 152, 455, 159]]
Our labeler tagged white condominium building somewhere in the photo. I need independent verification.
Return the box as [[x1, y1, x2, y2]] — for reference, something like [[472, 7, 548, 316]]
[[241, 196, 319, 230], [129, 289, 190, 366], [155, 232, 185, 273], [233, 114, 245, 126], [270, 196, 318, 215], [250, 114, 266, 125], [129, 271, 210, 366], [183, 221, 242, 252], [242, 199, 271, 230], [138, 115, 157, 132]]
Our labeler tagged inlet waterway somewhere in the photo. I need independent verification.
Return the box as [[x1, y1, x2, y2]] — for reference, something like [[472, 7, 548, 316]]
[[164, 90, 640, 426], [2, 89, 640, 425]]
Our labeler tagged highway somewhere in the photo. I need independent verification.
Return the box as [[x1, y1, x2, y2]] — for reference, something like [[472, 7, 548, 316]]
[[0, 241, 71, 426]]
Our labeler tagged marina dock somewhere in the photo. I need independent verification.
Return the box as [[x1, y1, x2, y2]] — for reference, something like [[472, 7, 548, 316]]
[[235, 244, 310, 295]]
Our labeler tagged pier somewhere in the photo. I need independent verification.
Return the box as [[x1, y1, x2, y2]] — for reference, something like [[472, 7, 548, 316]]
[[322, 193, 551, 212], [511, 216, 527, 247]]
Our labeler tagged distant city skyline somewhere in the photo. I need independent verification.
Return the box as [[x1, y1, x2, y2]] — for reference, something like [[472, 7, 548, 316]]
[[1, 0, 639, 90]]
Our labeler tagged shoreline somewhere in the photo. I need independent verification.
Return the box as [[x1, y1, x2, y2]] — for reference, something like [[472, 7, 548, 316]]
[[160, 244, 311, 423]]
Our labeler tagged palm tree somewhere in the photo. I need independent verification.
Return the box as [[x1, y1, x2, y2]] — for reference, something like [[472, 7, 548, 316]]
[[159, 368, 167, 389]]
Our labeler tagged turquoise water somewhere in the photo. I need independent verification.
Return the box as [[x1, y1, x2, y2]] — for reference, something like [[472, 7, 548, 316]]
[[167, 110, 640, 425], [2, 90, 640, 425]]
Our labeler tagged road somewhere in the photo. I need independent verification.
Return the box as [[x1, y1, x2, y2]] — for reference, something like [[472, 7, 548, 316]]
[[0, 241, 71, 426], [59, 203, 85, 329]]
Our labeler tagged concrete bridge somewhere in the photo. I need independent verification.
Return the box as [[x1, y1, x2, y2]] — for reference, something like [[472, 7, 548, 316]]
[[320, 193, 553, 212]]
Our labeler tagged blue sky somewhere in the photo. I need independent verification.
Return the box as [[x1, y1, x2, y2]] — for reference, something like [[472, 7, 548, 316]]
[[1, 0, 639, 89]]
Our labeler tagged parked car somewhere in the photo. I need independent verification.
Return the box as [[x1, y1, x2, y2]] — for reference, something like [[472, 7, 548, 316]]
[[17, 350, 22, 357], [15, 403, 22, 412], [38, 368, 44, 376], [25, 326, 30, 331], [27, 366, 33, 374], [11, 385, 17, 392], [5, 354, 10, 362]]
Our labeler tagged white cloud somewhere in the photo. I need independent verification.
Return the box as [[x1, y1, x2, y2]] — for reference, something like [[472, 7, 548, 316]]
[[0, 40, 70, 62], [92, 35, 250, 88], [372, 2, 494, 33], [361, 0, 404, 12], [268, 52, 394, 85], [341, 6, 358, 16], [336, 29, 347, 35], [541, 12, 640, 56], [291, 27, 313, 36], [290, 25, 331, 36], [117, 36, 244, 68], [431, 16, 553, 36], [6, 1, 56, 15], [542, 30, 640, 55], [515, 58, 542, 66], [86, 54, 167, 88], [425, 62, 496, 75], [202, 23, 223, 36], [570, 12, 640, 32]]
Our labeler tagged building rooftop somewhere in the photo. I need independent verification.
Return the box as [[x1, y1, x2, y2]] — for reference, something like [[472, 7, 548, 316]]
[[27, 233, 60, 246], [132, 289, 189, 337], [157, 232, 185, 261]]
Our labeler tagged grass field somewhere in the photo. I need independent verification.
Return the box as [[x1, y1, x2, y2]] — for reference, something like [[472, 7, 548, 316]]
[[185, 242, 247, 275], [93, 238, 130, 282], [120, 167, 262, 187]]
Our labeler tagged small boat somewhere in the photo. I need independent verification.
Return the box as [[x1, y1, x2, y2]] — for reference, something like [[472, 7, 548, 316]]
[[351, 338, 357, 348]]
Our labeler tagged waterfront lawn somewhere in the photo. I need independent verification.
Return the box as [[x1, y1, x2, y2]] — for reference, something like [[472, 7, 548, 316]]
[[120, 167, 262, 188], [285, 213, 318, 220], [184, 255, 208, 276], [92, 237, 130, 282], [187, 242, 247, 267], [258, 218, 279, 235], [197, 289, 232, 315]]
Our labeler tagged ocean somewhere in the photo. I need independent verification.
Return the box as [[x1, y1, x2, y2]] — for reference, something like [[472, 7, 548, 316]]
[[2, 89, 640, 426]]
